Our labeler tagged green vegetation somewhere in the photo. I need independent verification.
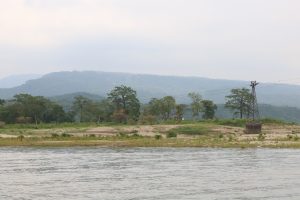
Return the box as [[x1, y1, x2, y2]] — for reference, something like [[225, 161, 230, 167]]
[[167, 124, 214, 136], [214, 119, 248, 127], [225, 88, 253, 119], [0, 118, 299, 148], [1, 83, 300, 149]]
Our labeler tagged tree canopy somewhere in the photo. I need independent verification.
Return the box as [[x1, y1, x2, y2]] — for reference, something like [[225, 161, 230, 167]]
[[107, 85, 140, 121], [225, 88, 253, 119]]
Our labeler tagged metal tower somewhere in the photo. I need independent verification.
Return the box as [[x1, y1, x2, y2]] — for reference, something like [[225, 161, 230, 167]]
[[250, 81, 260, 121], [245, 81, 262, 134]]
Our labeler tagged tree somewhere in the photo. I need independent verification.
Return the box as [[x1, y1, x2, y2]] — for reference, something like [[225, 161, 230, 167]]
[[72, 96, 92, 123], [13, 94, 66, 125], [0, 102, 24, 123], [14, 94, 48, 126], [202, 100, 217, 119], [225, 88, 253, 119], [107, 85, 140, 121], [143, 98, 162, 117], [188, 92, 203, 120], [93, 99, 114, 123], [175, 104, 186, 122], [160, 96, 176, 120], [42, 102, 66, 123]]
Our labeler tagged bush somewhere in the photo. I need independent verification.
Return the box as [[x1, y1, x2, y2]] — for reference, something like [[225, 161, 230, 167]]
[[214, 119, 247, 127], [61, 133, 72, 137], [258, 133, 266, 141], [130, 130, 138, 134], [118, 132, 127, 137], [167, 132, 177, 138], [261, 118, 289, 125], [51, 133, 59, 138], [132, 133, 141, 138], [139, 115, 157, 125], [155, 134, 162, 140], [167, 125, 212, 136]]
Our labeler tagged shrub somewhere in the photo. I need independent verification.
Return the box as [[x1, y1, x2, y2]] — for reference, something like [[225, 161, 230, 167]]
[[167, 132, 177, 138], [112, 109, 128, 124], [139, 115, 157, 125], [287, 134, 293, 140], [118, 132, 127, 137], [130, 130, 138, 134], [167, 125, 211, 136], [261, 118, 292, 125], [155, 134, 162, 140], [258, 133, 266, 141], [51, 133, 59, 138], [215, 119, 247, 127], [61, 133, 72, 137], [132, 133, 141, 138]]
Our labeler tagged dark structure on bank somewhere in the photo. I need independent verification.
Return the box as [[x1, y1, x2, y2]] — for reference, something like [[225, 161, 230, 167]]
[[245, 81, 262, 134]]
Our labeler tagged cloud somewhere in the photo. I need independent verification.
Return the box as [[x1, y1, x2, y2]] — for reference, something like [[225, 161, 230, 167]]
[[0, 0, 300, 83], [0, 0, 136, 46]]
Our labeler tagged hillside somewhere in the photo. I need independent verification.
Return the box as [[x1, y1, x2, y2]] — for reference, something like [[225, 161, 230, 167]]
[[1, 71, 300, 107], [49, 92, 104, 111], [216, 104, 300, 123], [0, 74, 41, 88]]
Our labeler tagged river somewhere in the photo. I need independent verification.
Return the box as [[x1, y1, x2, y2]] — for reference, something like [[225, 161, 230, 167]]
[[1, 147, 300, 199]]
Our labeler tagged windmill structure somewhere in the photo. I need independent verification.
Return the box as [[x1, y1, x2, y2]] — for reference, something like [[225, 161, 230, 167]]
[[245, 81, 262, 134]]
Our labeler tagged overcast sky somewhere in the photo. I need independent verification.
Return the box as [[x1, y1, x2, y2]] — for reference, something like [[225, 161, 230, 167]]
[[0, 0, 300, 83]]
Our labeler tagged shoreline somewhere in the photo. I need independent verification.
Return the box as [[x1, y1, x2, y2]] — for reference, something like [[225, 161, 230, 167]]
[[1, 122, 300, 148], [1, 137, 300, 148]]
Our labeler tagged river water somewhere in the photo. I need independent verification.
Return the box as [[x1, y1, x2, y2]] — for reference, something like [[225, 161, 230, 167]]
[[1, 148, 300, 200]]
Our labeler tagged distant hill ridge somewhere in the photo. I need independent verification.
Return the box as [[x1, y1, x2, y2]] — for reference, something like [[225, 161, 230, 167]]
[[1, 71, 300, 107], [0, 74, 41, 88]]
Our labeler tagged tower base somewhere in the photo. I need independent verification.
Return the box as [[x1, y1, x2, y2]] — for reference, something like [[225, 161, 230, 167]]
[[245, 122, 262, 134]]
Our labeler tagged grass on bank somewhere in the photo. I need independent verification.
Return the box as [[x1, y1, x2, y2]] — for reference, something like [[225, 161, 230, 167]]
[[2, 133, 300, 148], [0, 118, 299, 148]]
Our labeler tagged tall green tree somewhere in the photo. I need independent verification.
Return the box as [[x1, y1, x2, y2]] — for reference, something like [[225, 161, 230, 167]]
[[144, 98, 162, 117], [202, 100, 217, 119], [175, 104, 186, 122], [107, 85, 140, 121], [72, 96, 92, 123], [9, 94, 66, 125], [14, 94, 47, 126], [93, 99, 114, 123], [188, 92, 203, 120], [225, 88, 253, 119], [160, 96, 176, 120]]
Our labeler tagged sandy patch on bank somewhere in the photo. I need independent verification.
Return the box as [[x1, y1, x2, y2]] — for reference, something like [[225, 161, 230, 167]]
[[77, 125, 181, 137]]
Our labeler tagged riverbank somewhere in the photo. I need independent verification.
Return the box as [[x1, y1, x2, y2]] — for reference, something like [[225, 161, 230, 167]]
[[1, 121, 300, 148]]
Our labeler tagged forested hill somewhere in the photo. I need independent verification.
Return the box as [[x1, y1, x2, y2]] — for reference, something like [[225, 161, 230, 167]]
[[1, 71, 300, 107]]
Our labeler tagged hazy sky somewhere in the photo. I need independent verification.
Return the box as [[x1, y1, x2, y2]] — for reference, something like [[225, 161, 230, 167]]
[[1, 0, 300, 83]]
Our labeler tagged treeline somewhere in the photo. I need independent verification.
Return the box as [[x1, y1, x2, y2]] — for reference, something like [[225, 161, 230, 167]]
[[0, 85, 264, 125], [0, 85, 218, 125]]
